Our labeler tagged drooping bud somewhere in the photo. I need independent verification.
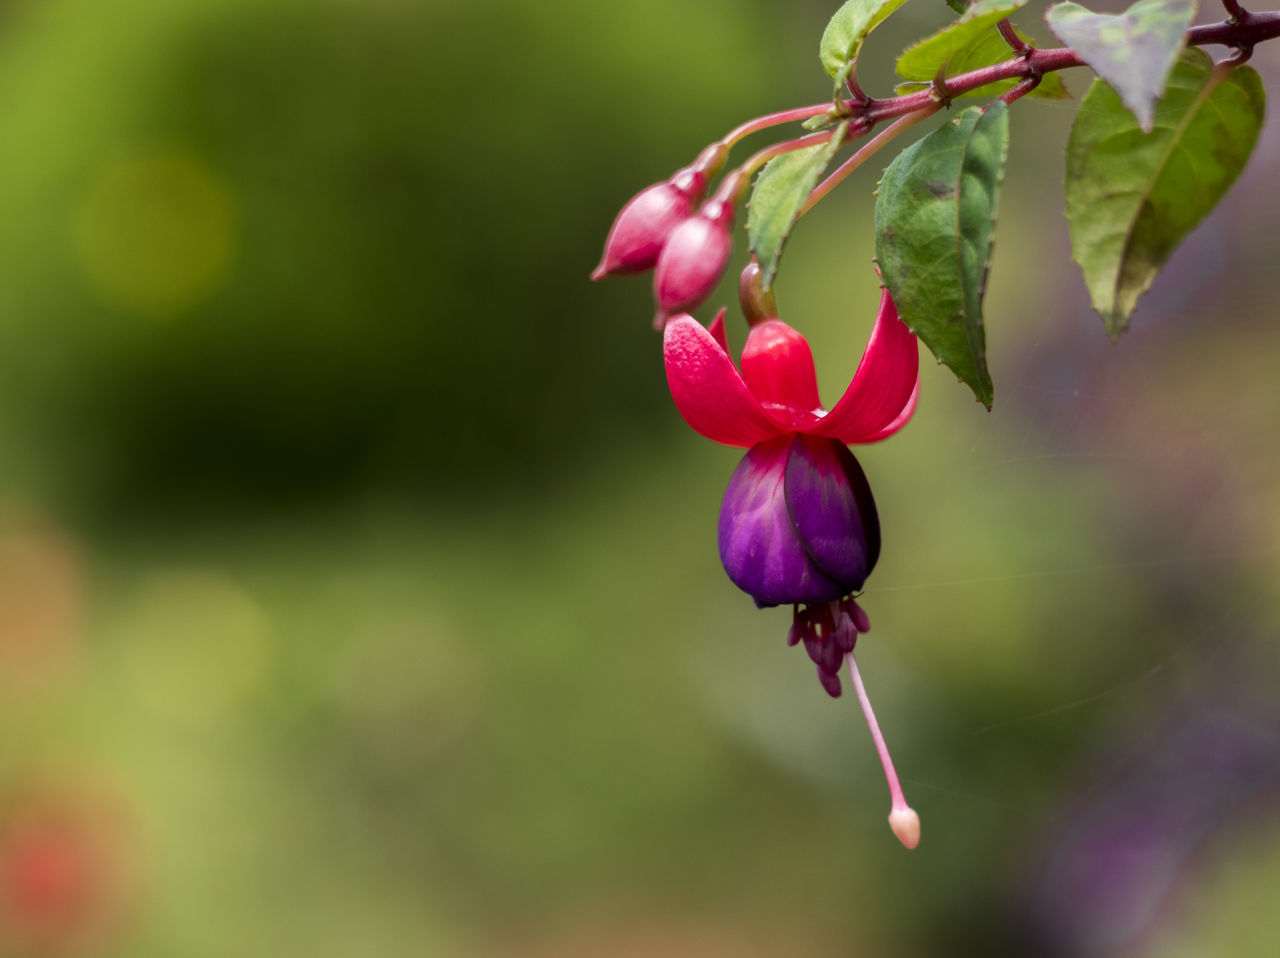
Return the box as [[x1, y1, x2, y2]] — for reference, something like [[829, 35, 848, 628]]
[[652, 197, 735, 323], [592, 174, 704, 280], [592, 143, 728, 280]]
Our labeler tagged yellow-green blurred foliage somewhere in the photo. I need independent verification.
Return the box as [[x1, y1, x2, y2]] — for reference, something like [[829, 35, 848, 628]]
[[0, 0, 1278, 956]]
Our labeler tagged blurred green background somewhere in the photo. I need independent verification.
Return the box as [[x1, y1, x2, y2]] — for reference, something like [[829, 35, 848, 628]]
[[0, 0, 1278, 955]]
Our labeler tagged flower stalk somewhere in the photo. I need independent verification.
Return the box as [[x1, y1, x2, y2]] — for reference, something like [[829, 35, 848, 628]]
[[721, 103, 838, 148], [734, 129, 839, 184], [802, 106, 940, 215]]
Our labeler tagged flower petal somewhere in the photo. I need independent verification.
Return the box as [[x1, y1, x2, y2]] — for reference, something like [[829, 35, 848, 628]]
[[813, 288, 919, 444], [664, 315, 783, 448], [740, 320, 822, 413], [784, 435, 880, 592], [718, 436, 848, 608]]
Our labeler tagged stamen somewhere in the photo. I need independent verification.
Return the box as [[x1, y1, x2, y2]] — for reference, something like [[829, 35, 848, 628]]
[[846, 651, 920, 849], [847, 598, 871, 634]]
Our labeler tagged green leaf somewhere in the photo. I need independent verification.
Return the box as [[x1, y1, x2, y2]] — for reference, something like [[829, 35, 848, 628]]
[[820, 0, 912, 85], [1047, 0, 1198, 131], [1064, 49, 1265, 336], [896, 7, 1070, 101], [898, 0, 1028, 74], [748, 122, 849, 290], [945, 0, 971, 11], [875, 103, 1009, 407]]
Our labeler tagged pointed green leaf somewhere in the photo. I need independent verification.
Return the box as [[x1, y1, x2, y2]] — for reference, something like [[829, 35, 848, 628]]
[[1065, 49, 1265, 336], [820, 0, 912, 85], [945, 0, 972, 11], [1047, 0, 1198, 131], [896, 8, 1070, 100], [897, 0, 1029, 74], [748, 123, 849, 290], [875, 103, 1010, 407]]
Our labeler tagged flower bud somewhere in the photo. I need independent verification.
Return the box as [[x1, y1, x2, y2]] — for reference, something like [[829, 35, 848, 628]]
[[591, 172, 706, 280], [652, 198, 734, 322], [591, 144, 728, 281]]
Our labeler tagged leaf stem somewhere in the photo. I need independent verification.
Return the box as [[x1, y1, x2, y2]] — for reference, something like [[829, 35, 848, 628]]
[[996, 18, 1030, 56], [845, 72, 873, 106], [801, 106, 939, 215], [1222, 0, 1249, 22]]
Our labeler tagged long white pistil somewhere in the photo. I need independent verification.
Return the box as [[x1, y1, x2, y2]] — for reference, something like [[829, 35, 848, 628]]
[[846, 651, 920, 849]]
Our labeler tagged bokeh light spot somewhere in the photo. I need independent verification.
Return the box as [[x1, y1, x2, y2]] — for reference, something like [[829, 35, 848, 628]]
[[72, 149, 234, 319], [0, 521, 83, 694], [0, 782, 136, 958], [113, 571, 271, 723], [334, 612, 478, 771]]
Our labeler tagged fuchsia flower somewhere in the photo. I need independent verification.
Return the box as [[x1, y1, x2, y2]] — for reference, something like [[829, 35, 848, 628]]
[[663, 287, 922, 847], [664, 288, 918, 620]]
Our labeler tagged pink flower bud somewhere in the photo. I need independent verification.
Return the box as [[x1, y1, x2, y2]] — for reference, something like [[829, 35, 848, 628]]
[[652, 199, 734, 322], [591, 168, 707, 280]]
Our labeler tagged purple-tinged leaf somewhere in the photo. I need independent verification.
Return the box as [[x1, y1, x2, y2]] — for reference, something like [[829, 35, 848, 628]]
[[1046, 0, 1198, 132]]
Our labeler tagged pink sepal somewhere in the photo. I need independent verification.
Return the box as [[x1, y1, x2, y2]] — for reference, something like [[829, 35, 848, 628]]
[[663, 315, 784, 448], [857, 378, 919, 444], [707, 308, 730, 354], [815, 288, 919, 444]]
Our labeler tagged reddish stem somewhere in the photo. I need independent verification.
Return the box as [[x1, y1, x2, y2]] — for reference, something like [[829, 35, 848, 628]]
[[717, 11, 1278, 172], [998, 74, 1042, 106], [707, 130, 838, 206], [723, 104, 837, 147], [843, 13, 1280, 127], [1222, 0, 1249, 21], [735, 130, 837, 183], [997, 18, 1030, 56], [802, 107, 939, 214]]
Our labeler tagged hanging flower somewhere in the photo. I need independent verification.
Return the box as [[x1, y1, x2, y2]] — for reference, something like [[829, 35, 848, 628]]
[[663, 287, 918, 621], [663, 286, 922, 847]]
